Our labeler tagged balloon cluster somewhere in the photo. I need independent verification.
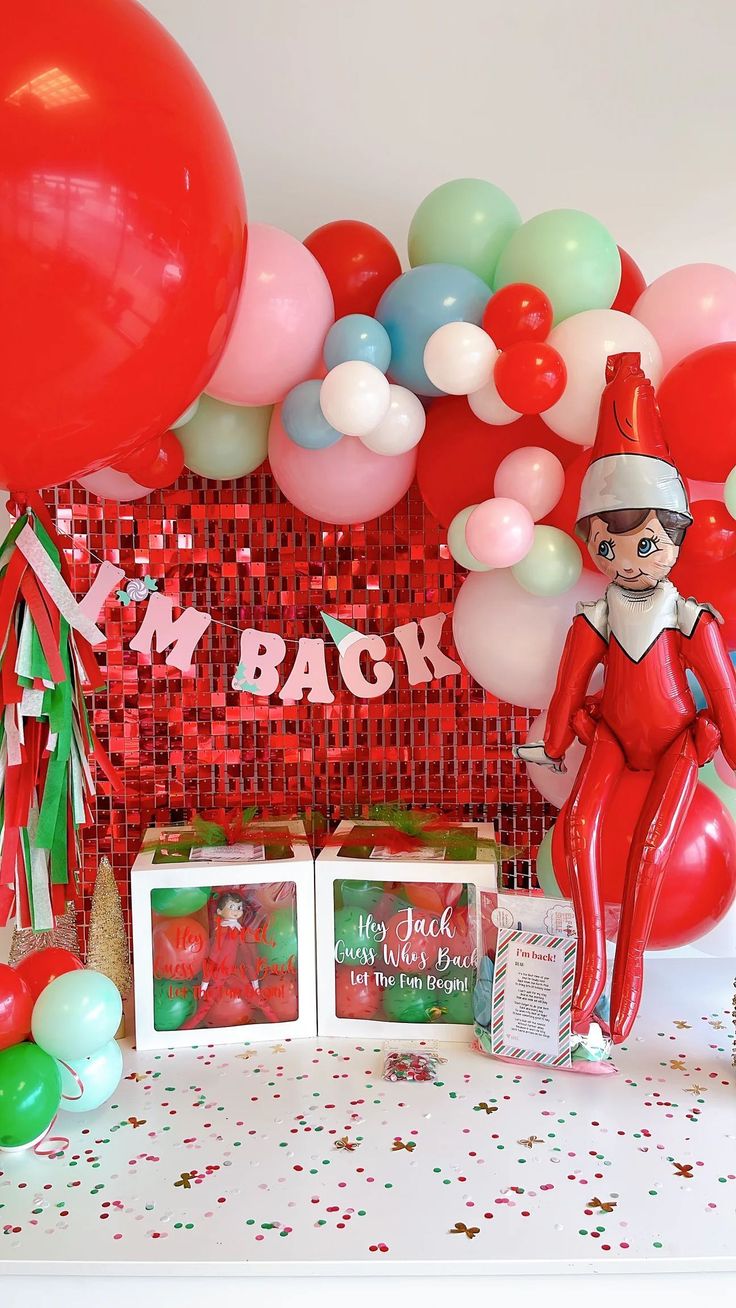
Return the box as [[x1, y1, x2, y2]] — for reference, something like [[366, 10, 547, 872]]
[[0, 952, 123, 1152]]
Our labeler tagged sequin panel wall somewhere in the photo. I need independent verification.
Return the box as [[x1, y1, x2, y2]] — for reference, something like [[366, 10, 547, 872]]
[[49, 473, 552, 936]]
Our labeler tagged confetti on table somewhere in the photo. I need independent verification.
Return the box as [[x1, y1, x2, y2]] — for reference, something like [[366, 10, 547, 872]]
[[450, 1222, 479, 1239]]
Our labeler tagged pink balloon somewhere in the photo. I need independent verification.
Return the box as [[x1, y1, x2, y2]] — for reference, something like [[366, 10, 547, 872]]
[[524, 710, 583, 807], [78, 468, 152, 502], [714, 748, 736, 790], [206, 223, 334, 406], [633, 263, 736, 375], [465, 497, 534, 568], [268, 406, 416, 525], [494, 446, 565, 521]]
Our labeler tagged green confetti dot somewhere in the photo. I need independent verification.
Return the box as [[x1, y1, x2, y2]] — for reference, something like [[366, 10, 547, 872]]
[[317, 1220, 327, 1226], [443, 1179, 451, 1185], [185, 1224, 194, 1230], [579, 1229, 587, 1236], [596, 1226, 604, 1233], [649, 1190, 657, 1196], [174, 1223, 182, 1230], [358, 1210, 366, 1217], [433, 1167, 441, 1174], [653, 1241, 663, 1249]]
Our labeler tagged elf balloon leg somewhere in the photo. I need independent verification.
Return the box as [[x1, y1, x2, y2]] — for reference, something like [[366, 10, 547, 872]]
[[517, 353, 736, 1042]]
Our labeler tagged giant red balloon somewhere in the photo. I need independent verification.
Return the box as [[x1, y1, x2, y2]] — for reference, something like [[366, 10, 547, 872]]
[[13, 947, 83, 1002], [552, 779, 736, 949], [673, 550, 736, 649], [658, 343, 736, 481], [417, 398, 577, 528], [0, 0, 246, 490], [679, 499, 736, 567], [152, 917, 208, 982], [611, 246, 647, 313], [303, 220, 401, 319], [0, 963, 33, 1050]]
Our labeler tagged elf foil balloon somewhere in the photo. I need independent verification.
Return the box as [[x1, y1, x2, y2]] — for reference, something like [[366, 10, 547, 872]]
[[516, 352, 736, 1043]]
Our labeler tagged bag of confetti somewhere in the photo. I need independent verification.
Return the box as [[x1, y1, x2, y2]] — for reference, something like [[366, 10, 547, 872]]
[[382, 1043, 446, 1083]]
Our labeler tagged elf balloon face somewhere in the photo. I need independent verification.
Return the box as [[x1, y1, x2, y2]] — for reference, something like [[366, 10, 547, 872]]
[[581, 508, 684, 590]]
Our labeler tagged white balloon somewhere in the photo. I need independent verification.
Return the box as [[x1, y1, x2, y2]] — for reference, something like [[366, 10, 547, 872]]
[[320, 361, 390, 438], [447, 505, 490, 571], [524, 710, 583, 807], [77, 468, 152, 502], [359, 385, 426, 455], [452, 567, 604, 707], [423, 322, 496, 395], [171, 396, 201, 429], [542, 309, 663, 447], [468, 375, 520, 426]]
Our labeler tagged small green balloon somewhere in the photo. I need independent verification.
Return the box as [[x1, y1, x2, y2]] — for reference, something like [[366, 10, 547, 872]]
[[178, 393, 272, 479], [448, 505, 490, 572], [439, 966, 475, 1023], [512, 525, 582, 597], [383, 976, 434, 1023], [725, 467, 736, 520], [151, 886, 210, 917], [153, 979, 197, 1031], [409, 178, 521, 286], [0, 1042, 61, 1149], [536, 825, 561, 897], [332, 906, 369, 954], [339, 880, 385, 911], [494, 209, 621, 324], [257, 907, 298, 967]]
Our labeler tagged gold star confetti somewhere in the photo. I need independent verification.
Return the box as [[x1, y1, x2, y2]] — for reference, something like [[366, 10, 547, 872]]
[[518, 1136, 544, 1149], [589, 1197, 617, 1213], [392, 1139, 416, 1152], [174, 1171, 198, 1190], [686, 1084, 708, 1095], [125, 1072, 147, 1083], [669, 1059, 686, 1071], [450, 1221, 479, 1239], [673, 1162, 693, 1178], [127, 1116, 146, 1128], [475, 1102, 498, 1115], [673, 1020, 691, 1030], [709, 1020, 725, 1030], [335, 1137, 359, 1152], [272, 1044, 287, 1053], [236, 1050, 257, 1060]]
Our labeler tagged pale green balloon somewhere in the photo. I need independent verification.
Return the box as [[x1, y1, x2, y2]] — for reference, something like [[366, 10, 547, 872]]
[[494, 208, 621, 323], [512, 525, 582, 596], [447, 505, 491, 571], [536, 826, 561, 896], [178, 394, 272, 479], [725, 467, 736, 521], [408, 178, 521, 286]]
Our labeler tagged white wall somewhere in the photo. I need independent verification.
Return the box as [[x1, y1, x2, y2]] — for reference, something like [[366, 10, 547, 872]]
[[142, 0, 736, 278]]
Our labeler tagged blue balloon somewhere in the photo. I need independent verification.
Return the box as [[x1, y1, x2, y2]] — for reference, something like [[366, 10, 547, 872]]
[[323, 315, 392, 372], [688, 650, 736, 710], [376, 263, 491, 396], [281, 380, 342, 450]]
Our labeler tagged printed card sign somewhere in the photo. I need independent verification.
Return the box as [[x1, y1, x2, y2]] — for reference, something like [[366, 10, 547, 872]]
[[490, 928, 577, 1067]]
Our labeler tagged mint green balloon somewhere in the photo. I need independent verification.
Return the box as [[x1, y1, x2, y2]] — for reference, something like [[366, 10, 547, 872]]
[[408, 179, 521, 286], [178, 393, 272, 479], [725, 467, 736, 520], [512, 525, 582, 596], [494, 209, 621, 323], [448, 505, 491, 572], [536, 826, 561, 897], [31, 970, 122, 1060]]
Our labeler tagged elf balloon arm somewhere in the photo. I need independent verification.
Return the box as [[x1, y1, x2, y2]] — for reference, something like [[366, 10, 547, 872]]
[[684, 611, 736, 770], [544, 614, 607, 761]]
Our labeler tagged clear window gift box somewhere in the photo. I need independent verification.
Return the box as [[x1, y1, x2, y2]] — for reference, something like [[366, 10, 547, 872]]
[[131, 818, 316, 1050], [315, 816, 498, 1040]]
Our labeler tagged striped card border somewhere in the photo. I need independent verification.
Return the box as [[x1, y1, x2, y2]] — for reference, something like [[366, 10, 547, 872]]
[[490, 927, 577, 1067]]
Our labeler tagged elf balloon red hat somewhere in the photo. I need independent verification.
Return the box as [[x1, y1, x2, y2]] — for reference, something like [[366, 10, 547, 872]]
[[576, 352, 691, 526]]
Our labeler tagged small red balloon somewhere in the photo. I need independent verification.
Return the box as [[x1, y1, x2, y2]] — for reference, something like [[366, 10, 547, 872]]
[[383, 911, 442, 973], [153, 917, 208, 981], [303, 220, 401, 319], [611, 246, 647, 313], [401, 882, 463, 914], [264, 976, 299, 1023], [417, 397, 577, 528], [553, 778, 736, 949], [118, 431, 184, 489], [334, 966, 382, 1019], [494, 342, 567, 415], [14, 946, 83, 1002], [681, 499, 736, 567], [658, 343, 736, 481], [482, 282, 553, 348], [0, 963, 34, 1051], [203, 989, 253, 1028]]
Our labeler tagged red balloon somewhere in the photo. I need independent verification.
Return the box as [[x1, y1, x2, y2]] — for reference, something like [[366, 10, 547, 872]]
[[658, 343, 736, 481], [152, 917, 208, 981], [0, 0, 246, 490], [680, 499, 736, 567], [204, 990, 253, 1028], [14, 947, 83, 1002], [494, 342, 567, 415], [334, 966, 382, 1019], [553, 779, 736, 949], [264, 976, 299, 1023], [611, 246, 647, 313], [0, 963, 33, 1051], [303, 220, 401, 319], [383, 911, 442, 972], [401, 882, 462, 914], [672, 550, 736, 649], [417, 397, 577, 528], [543, 449, 597, 571], [482, 283, 553, 348], [117, 431, 185, 489]]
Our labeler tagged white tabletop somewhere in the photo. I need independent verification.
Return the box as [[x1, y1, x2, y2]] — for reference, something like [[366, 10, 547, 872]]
[[1, 958, 734, 1282]]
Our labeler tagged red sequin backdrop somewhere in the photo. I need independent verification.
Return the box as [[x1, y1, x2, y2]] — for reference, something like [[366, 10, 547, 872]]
[[47, 473, 551, 939]]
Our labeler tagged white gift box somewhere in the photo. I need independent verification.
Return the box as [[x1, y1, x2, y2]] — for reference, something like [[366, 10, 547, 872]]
[[131, 820, 316, 1050], [315, 819, 498, 1040]]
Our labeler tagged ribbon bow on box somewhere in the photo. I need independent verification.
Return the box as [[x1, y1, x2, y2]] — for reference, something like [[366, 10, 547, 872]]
[[323, 804, 518, 862]]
